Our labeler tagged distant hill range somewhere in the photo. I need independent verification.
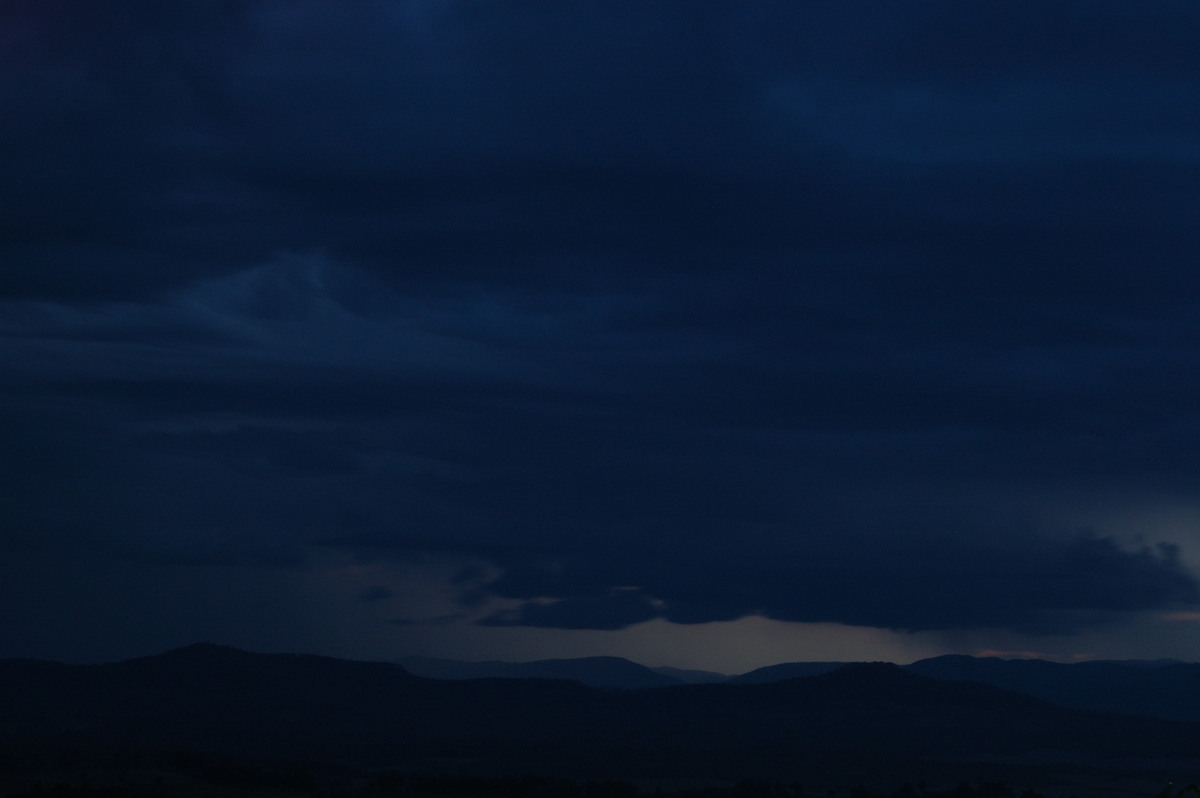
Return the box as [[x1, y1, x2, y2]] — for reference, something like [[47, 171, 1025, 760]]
[[397, 652, 1200, 724], [3, 643, 1200, 789], [396, 655, 685, 689], [727, 661, 847, 683], [904, 654, 1200, 723], [729, 655, 1200, 724]]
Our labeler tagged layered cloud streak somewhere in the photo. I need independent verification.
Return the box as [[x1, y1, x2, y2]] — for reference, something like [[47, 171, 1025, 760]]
[[4, 1, 1200, 652]]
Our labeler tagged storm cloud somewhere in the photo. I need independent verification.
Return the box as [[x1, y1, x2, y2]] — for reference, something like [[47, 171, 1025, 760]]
[[4, 1, 1200, 661]]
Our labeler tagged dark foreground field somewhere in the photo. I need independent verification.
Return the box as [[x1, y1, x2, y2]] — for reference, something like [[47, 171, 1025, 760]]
[[1, 749, 1187, 798], [2, 645, 1198, 797]]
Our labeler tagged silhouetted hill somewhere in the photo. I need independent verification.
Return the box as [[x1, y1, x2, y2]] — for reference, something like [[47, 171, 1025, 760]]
[[3, 646, 1200, 787], [725, 654, 1200, 725], [906, 654, 1200, 722], [649, 665, 729, 684], [728, 661, 848, 683], [397, 654, 682, 688], [625, 663, 1118, 755]]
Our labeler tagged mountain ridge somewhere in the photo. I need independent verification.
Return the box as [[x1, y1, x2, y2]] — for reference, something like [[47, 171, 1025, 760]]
[[396, 654, 680, 689], [384, 649, 1200, 725], [4, 644, 1200, 787]]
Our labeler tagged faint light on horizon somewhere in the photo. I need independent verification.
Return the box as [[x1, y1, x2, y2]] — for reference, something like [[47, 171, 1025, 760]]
[[1159, 611, 1200, 622], [972, 648, 1051, 660]]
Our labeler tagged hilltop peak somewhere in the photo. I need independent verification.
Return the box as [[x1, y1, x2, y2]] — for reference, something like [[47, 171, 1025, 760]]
[[142, 642, 254, 662]]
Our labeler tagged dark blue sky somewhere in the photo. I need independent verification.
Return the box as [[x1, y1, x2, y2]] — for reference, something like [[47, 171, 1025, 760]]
[[4, 0, 1200, 669]]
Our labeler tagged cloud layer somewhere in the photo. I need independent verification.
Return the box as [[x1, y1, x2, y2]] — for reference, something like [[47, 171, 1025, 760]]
[[4, 1, 1200, 652]]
